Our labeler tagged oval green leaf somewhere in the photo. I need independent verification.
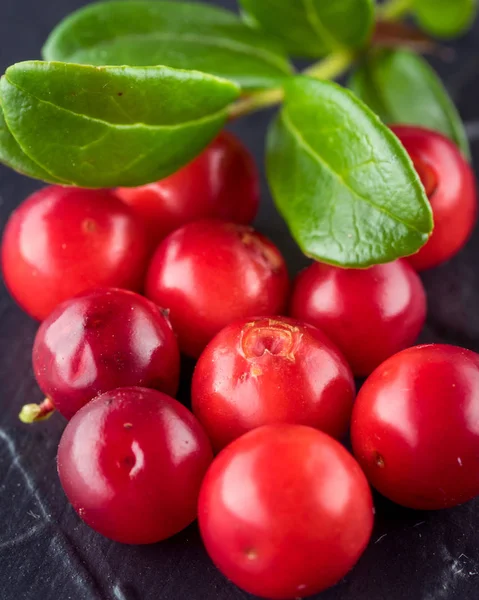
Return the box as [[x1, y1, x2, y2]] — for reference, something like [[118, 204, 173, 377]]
[[239, 0, 374, 58], [267, 76, 433, 267], [0, 61, 239, 188], [349, 49, 470, 159], [43, 1, 293, 91], [414, 0, 477, 39]]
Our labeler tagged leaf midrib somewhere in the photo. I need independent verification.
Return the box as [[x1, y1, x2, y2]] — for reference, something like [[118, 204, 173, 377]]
[[60, 31, 292, 77], [242, 0, 326, 51], [361, 59, 393, 123], [281, 108, 426, 235], [302, 0, 343, 51], [416, 57, 469, 155], [3, 74, 231, 131], [373, 51, 469, 156], [0, 99, 74, 184]]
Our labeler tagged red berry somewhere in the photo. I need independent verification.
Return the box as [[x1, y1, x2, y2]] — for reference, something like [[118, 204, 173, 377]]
[[58, 387, 213, 544], [33, 288, 180, 420], [1, 186, 150, 321], [290, 260, 426, 376], [116, 131, 259, 246], [145, 220, 289, 358], [392, 125, 477, 271], [351, 344, 479, 510], [199, 424, 374, 599], [192, 316, 355, 451]]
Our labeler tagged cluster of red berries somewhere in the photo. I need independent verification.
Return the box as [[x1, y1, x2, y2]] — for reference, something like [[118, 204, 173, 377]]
[[2, 126, 479, 600]]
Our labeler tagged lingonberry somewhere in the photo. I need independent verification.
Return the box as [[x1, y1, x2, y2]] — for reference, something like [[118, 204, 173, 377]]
[[30, 288, 180, 420], [115, 131, 259, 247], [1, 186, 150, 320], [145, 220, 289, 358], [199, 424, 374, 599], [352, 344, 479, 510], [58, 387, 213, 544], [192, 316, 355, 451], [391, 125, 477, 271], [290, 260, 426, 376]]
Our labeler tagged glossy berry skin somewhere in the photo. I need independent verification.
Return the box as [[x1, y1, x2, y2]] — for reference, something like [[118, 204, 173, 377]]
[[192, 316, 355, 451], [351, 344, 479, 510], [290, 260, 426, 377], [392, 125, 477, 271], [33, 288, 180, 420], [58, 387, 213, 544], [146, 220, 290, 358], [116, 131, 259, 246], [199, 424, 374, 599], [1, 186, 150, 320]]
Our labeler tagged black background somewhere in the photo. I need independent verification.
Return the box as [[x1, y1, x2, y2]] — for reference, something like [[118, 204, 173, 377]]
[[2, 1, 479, 599]]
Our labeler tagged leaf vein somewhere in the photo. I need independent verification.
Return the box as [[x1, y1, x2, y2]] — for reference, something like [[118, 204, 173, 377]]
[[301, 0, 342, 50], [281, 109, 425, 235], [0, 103, 74, 184], [68, 31, 292, 76], [4, 75, 230, 132]]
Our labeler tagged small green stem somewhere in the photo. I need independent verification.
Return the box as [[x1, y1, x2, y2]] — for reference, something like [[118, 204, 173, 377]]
[[229, 51, 354, 120], [302, 51, 354, 80], [19, 397, 55, 424], [228, 88, 284, 120], [378, 0, 414, 22]]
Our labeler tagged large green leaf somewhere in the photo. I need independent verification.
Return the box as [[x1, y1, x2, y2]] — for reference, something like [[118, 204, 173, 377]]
[[349, 49, 470, 159], [239, 0, 374, 58], [0, 104, 68, 184], [267, 76, 433, 267], [42, 1, 293, 91], [0, 61, 239, 188], [414, 0, 477, 39]]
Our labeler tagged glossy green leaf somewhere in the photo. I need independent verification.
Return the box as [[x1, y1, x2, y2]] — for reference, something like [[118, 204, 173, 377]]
[[0, 61, 239, 188], [414, 0, 477, 39], [349, 49, 470, 159], [239, 0, 374, 58], [267, 76, 433, 267], [43, 1, 293, 91], [0, 104, 68, 184]]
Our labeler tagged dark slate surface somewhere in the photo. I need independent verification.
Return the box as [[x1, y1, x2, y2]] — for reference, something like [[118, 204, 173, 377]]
[[1, 1, 479, 599]]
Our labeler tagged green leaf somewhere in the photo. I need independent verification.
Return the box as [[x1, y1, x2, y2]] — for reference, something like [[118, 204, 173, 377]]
[[239, 0, 374, 58], [42, 1, 293, 91], [0, 104, 68, 184], [414, 0, 477, 39], [267, 76, 433, 267], [0, 61, 239, 188], [349, 49, 470, 159]]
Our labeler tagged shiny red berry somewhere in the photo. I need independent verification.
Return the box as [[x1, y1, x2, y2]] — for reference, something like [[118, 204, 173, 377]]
[[145, 220, 290, 358], [58, 387, 213, 544], [32, 288, 180, 420], [290, 260, 426, 376], [192, 316, 355, 451], [352, 344, 479, 510], [392, 125, 477, 271], [199, 424, 374, 599], [115, 131, 259, 247], [1, 186, 150, 321]]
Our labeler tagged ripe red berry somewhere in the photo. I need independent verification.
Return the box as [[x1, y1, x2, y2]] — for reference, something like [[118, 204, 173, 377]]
[[290, 260, 426, 376], [351, 344, 479, 510], [116, 131, 259, 247], [192, 316, 355, 451], [392, 125, 477, 271], [58, 387, 213, 544], [199, 424, 374, 599], [32, 288, 180, 420], [145, 220, 289, 358], [1, 186, 150, 320]]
